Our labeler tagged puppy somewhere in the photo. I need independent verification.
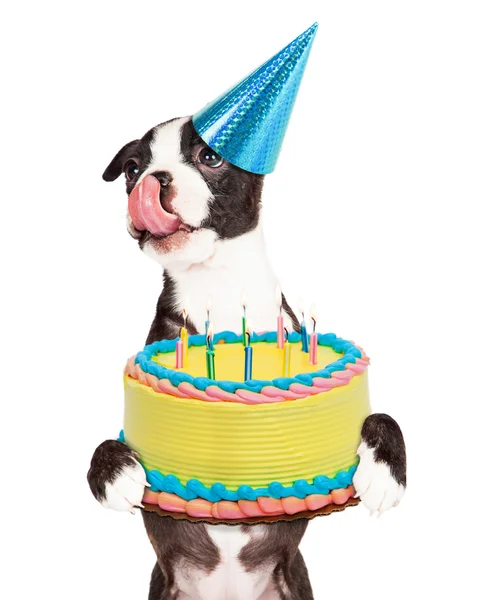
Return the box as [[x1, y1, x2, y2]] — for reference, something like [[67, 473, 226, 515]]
[[88, 116, 406, 600]]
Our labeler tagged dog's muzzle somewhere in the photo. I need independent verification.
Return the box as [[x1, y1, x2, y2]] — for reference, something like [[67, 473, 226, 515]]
[[128, 175, 180, 237]]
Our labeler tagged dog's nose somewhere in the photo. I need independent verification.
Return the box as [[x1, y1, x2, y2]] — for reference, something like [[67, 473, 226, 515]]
[[152, 171, 172, 187]]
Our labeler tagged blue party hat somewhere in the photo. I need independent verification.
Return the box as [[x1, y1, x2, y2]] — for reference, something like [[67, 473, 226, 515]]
[[192, 23, 318, 175]]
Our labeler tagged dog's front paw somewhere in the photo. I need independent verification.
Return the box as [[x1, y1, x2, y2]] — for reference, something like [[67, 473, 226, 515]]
[[353, 443, 405, 515], [87, 440, 149, 514], [353, 413, 406, 516]]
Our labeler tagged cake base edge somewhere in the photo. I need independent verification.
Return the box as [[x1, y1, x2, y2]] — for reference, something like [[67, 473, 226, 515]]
[[141, 496, 360, 525]]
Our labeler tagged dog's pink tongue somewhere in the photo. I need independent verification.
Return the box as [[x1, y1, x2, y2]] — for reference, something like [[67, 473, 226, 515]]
[[128, 175, 180, 236]]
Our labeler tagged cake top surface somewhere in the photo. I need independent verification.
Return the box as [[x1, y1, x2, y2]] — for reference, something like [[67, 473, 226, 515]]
[[126, 331, 369, 404]]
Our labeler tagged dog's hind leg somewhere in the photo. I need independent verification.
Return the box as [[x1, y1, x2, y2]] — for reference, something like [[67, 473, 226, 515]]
[[148, 562, 168, 600], [271, 549, 314, 600]]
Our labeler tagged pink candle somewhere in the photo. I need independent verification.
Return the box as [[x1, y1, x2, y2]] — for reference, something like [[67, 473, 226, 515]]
[[176, 340, 184, 368], [277, 315, 284, 349], [309, 333, 318, 365], [309, 313, 317, 365], [276, 285, 284, 349]]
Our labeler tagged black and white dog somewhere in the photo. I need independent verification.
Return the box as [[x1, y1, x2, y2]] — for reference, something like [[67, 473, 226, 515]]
[[88, 116, 406, 600]]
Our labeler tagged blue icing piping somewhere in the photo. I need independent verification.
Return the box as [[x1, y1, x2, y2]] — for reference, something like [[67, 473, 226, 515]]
[[325, 362, 346, 372], [272, 377, 304, 390], [136, 457, 358, 501], [193, 377, 211, 391], [318, 333, 337, 345], [217, 380, 248, 393], [237, 485, 257, 501], [312, 369, 332, 379], [295, 374, 313, 386], [133, 329, 365, 396]]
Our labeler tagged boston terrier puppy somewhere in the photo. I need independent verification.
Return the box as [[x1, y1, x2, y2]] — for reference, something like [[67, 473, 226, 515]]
[[88, 116, 406, 600]]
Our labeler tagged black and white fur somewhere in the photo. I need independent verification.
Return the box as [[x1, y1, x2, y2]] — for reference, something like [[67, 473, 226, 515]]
[[88, 117, 406, 599]]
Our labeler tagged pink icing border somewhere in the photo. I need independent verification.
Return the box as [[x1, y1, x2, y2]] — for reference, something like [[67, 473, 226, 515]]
[[142, 486, 356, 520], [125, 350, 369, 404]]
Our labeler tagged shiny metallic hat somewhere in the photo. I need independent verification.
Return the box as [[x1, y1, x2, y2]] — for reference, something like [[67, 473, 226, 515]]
[[192, 23, 318, 175]]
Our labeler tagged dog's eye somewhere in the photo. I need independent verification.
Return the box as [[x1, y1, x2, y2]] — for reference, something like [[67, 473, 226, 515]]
[[124, 160, 140, 180], [198, 148, 223, 168]]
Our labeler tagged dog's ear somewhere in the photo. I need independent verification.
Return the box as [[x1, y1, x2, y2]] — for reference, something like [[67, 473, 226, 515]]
[[102, 140, 140, 182]]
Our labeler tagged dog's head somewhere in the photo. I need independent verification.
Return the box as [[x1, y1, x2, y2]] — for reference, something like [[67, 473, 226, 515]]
[[103, 117, 264, 270]]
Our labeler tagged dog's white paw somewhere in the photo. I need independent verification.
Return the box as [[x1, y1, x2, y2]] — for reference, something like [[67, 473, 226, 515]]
[[353, 442, 405, 516], [101, 460, 149, 514]]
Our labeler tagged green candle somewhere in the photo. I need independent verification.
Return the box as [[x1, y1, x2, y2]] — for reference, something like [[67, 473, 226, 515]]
[[206, 348, 216, 379], [206, 326, 216, 379], [241, 293, 248, 346]]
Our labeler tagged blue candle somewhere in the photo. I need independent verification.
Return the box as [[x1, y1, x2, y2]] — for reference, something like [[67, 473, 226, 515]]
[[300, 313, 309, 353], [244, 332, 253, 381]]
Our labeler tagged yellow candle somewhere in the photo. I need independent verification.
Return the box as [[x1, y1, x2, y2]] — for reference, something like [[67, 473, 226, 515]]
[[180, 327, 188, 365], [282, 328, 291, 377]]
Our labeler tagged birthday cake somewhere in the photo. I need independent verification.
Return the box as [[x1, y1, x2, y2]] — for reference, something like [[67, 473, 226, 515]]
[[122, 329, 371, 522]]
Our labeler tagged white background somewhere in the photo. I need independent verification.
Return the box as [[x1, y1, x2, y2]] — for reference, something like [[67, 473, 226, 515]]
[[2, 1, 478, 598]]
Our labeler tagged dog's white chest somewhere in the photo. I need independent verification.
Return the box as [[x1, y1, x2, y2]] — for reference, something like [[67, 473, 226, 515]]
[[172, 228, 294, 335], [174, 526, 279, 600], [176, 264, 277, 333]]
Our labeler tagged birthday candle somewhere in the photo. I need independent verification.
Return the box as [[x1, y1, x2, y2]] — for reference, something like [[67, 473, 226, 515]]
[[241, 292, 248, 346], [298, 300, 309, 353], [176, 335, 184, 369], [282, 327, 292, 377], [309, 310, 318, 365], [205, 298, 212, 339], [206, 323, 216, 379], [180, 306, 189, 365], [244, 329, 253, 381], [275, 285, 284, 349]]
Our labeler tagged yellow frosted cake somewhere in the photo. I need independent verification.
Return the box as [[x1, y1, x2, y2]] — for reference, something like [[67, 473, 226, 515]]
[[121, 330, 371, 521]]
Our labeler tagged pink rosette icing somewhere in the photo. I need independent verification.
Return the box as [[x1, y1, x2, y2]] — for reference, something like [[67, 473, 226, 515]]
[[236, 389, 283, 404], [261, 386, 307, 400], [145, 486, 356, 520], [205, 385, 242, 402], [178, 382, 220, 401]]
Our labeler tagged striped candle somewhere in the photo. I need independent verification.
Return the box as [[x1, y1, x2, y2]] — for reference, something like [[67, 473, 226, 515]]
[[298, 299, 309, 353], [244, 331, 253, 381], [300, 316, 309, 353], [206, 323, 216, 379]]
